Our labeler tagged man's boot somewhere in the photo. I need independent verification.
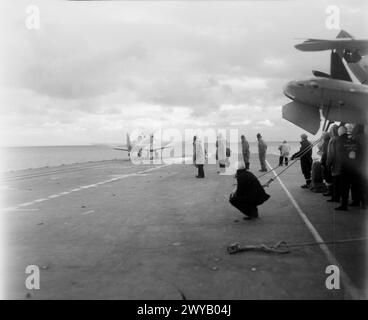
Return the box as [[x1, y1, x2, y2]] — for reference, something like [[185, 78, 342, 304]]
[[301, 179, 311, 189], [323, 184, 332, 197]]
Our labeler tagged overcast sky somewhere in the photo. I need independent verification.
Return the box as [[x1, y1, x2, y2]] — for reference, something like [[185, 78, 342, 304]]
[[0, 0, 367, 146]]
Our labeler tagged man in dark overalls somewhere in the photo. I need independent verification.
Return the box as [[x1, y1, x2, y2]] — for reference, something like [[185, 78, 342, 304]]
[[230, 162, 270, 220], [291, 133, 313, 189], [336, 126, 359, 211]]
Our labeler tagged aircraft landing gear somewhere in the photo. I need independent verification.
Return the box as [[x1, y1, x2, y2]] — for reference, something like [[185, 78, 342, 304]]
[[322, 119, 333, 132]]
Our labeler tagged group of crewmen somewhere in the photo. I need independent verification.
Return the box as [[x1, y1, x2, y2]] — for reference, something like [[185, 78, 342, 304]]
[[192, 132, 271, 178], [319, 124, 367, 211], [192, 124, 367, 219], [240, 133, 268, 172], [192, 133, 231, 178], [292, 124, 367, 211]]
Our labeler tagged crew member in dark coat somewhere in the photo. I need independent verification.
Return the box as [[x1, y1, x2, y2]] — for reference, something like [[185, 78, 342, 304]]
[[335, 126, 365, 211], [320, 132, 332, 196], [257, 133, 268, 172], [326, 125, 341, 202], [192, 136, 197, 166], [351, 124, 367, 209], [335, 125, 362, 211], [229, 162, 270, 220], [241, 135, 250, 170], [291, 133, 313, 188]]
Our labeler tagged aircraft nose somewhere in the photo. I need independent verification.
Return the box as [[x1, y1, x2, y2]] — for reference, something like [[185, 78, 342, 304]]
[[283, 81, 297, 100]]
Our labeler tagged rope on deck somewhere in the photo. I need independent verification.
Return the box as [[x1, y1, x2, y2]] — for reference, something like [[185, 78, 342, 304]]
[[259, 136, 323, 188], [227, 237, 368, 255], [227, 240, 290, 255]]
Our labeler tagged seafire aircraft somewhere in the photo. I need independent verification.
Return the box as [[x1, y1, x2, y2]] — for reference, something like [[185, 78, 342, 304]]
[[114, 132, 173, 159], [114, 133, 134, 155], [282, 30, 368, 134]]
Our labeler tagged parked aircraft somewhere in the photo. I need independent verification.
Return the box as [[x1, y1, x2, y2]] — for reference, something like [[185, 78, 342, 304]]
[[282, 30, 368, 134], [295, 30, 368, 84]]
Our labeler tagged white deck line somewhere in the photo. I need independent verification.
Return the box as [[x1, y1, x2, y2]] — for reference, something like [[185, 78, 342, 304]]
[[266, 160, 364, 300], [3, 165, 170, 212]]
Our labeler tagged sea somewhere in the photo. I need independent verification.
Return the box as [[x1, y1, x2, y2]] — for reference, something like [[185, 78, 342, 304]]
[[0, 141, 319, 173]]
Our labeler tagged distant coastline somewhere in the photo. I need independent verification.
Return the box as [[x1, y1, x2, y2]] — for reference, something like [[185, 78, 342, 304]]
[[1, 140, 301, 148], [0, 141, 315, 173]]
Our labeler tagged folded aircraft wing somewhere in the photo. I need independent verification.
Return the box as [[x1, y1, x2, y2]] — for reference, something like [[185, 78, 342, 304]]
[[295, 39, 368, 56], [282, 101, 321, 134]]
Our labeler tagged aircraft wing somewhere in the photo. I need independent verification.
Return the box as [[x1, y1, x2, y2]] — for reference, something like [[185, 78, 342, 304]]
[[282, 101, 321, 134], [151, 145, 173, 151], [133, 143, 174, 152], [114, 147, 129, 151], [295, 39, 368, 56]]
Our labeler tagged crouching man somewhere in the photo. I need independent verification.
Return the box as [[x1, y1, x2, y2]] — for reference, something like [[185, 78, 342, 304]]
[[229, 162, 270, 220]]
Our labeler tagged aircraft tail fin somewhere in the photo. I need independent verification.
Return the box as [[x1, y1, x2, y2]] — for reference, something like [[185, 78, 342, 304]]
[[126, 133, 132, 151], [336, 30, 353, 39]]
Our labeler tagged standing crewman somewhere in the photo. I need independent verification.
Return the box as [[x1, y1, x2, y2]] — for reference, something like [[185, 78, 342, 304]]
[[291, 133, 313, 189], [192, 136, 197, 166], [326, 125, 341, 203], [241, 135, 250, 170], [335, 125, 359, 211], [350, 124, 367, 209], [216, 133, 226, 174], [278, 140, 291, 166], [321, 132, 332, 197], [257, 133, 267, 172], [195, 136, 205, 178]]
